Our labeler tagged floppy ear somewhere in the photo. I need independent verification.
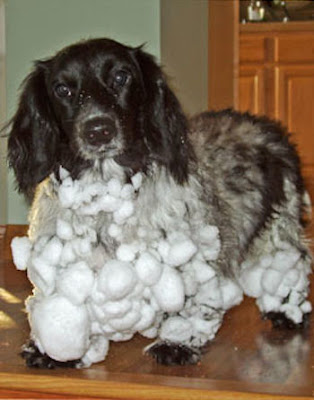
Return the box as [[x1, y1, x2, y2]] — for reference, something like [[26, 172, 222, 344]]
[[134, 49, 191, 184], [8, 61, 59, 196]]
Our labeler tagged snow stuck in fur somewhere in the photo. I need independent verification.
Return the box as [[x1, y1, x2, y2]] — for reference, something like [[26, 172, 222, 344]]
[[11, 167, 228, 366], [11, 165, 311, 366], [239, 248, 312, 324]]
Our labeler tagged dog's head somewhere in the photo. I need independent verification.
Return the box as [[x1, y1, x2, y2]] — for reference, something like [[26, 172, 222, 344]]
[[8, 38, 191, 196]]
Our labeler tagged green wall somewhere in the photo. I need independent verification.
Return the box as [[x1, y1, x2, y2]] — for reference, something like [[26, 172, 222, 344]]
[[5, 0, 160, 224]]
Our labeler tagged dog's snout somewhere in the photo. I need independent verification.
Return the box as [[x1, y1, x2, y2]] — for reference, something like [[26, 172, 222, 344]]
[[83, 117, 115, 146]]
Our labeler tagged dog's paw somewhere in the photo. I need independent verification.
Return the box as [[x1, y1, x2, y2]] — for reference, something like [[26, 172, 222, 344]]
[[21, 341, 81, 369], [264, 312, 310, 330], [145, 341, 201, 366]]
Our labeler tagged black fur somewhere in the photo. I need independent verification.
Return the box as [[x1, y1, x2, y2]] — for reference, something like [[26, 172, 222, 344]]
[[146, 341, 201, 366], [21, 341, 80, 369]]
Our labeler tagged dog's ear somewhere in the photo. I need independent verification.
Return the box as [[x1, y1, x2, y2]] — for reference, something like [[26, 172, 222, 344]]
[[8, 60, 58, 196], [134, 48, 191, 184]]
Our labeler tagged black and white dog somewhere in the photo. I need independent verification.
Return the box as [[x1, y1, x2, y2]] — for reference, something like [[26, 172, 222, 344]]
[[8, 38, 312, 368]]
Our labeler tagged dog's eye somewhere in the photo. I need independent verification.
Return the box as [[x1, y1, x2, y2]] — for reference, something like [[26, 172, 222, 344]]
[[54, 83, 72, 98], [114, 70, 129, 87]]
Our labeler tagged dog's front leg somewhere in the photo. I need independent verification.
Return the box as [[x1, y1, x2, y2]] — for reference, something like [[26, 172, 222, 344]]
[[21, 340, 82, 369], [12, 178, 108, 368], [145, 304, 225, 365]]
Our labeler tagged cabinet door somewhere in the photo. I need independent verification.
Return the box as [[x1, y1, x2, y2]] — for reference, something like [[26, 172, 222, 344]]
[[239, 65, 265, 115], [276, 65, 314, 179]]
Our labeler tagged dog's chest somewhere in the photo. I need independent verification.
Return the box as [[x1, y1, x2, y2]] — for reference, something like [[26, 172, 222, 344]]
[[97, 172, 206, 260]]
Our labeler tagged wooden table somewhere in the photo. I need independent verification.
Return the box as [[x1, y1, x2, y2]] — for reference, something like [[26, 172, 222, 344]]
[[0, 225, 313, 399]]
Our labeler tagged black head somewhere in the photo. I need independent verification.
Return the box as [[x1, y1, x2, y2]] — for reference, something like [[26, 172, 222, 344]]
[[7, 38, 191, 195]]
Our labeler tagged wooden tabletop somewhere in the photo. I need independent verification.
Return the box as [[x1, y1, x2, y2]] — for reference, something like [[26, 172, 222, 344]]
[[0, 222, 313, 400]]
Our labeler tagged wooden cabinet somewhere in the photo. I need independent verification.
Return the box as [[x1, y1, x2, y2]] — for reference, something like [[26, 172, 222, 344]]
[[239, 24, 314, 180]]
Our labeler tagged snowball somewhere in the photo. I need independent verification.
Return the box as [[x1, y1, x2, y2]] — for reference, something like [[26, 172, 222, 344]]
[[60, 242, 76, 266], [167, 239, 198, 267], [190, 315, 222, 341], [198, 225, 219, 243], [194, 277, 223, 309], [160, 316, 193, 343], [58, 166, 70, 181], [220, 279, 243, 310], [282, 269, 300, 288], [108, 306, 141, 331], [116, 243, 138, 262], [30, 295, 90, 362], [182, 268, 198, 296], [133, 303, 155, 331], [88, 302, 106, 322], [107, 178, 122, 197], [240, 267, 264, 297], [135, 252, 162, 286], [261, 268, 283, 295], [72, 238, 93, 257], [58, 179, 79, 208], [295, 270, 309, 292], [102, 299, 132, 318], [41, 237, 63, 265], [120, 184, 134, 199], [192, 260, 216, 283], [113, 201, 134, 224], [57, 261, 94, 305], [152, 267, 185, 312], [300, 301, 312, 314], [141, 326, 158, 339], [82, 335, 109, 367], [259, 255, 273, 269], [107, 224, 122, 239], [11, 236, 32, 271], [99, 195, 122, 213], [280, 303, 303, 324], [98, 260, 136, 300], [272, 250, 300, 272], [131, 172, 143, 191], [257, 294, 282, 313], [56, 218, 74, 241], [28, 257, 56, 295], [198, 225, 221, 260], [157, 240, 170, 262]]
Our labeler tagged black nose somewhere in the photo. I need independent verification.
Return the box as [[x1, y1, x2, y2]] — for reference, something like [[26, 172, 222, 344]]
[[83, 117, 115, 146]]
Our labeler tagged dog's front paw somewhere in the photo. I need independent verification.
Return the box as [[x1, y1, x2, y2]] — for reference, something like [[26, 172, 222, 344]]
[[264, 312, 310, 330], [21, 341, 81, 369], [145, 341, 201, 366]]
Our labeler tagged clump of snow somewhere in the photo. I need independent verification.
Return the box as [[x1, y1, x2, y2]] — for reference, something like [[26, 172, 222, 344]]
[[10, 165, 311, 366], [28, 294, 90, 362], [11, 236, 32, 271], [239, 247, 312, 324]]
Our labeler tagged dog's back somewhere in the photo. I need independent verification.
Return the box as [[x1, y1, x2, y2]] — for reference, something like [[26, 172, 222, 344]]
[[189, 109, 309, 277]]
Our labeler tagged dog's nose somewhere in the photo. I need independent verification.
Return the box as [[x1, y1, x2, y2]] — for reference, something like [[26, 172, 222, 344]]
[[83, 117, 115, 146]]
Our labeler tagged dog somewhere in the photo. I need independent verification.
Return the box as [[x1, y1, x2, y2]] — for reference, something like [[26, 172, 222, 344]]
[[7, 38, 312, 368]]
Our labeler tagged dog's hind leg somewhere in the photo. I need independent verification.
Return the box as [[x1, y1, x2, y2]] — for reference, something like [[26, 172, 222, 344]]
[[257, 251, 312, 328], [239, 228, 312, 329]]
